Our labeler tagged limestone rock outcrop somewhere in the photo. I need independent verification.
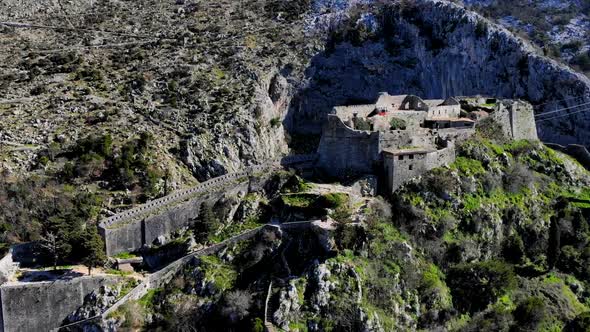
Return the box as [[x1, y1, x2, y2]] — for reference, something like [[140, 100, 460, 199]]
[[181, 72, 290, 181], [290, 0, 590, 147]]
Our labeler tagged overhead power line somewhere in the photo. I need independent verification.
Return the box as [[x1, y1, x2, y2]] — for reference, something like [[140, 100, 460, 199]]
[[535, 100, 590, 118], [533, 95, 585, 109], [536, 107, 590, 123]]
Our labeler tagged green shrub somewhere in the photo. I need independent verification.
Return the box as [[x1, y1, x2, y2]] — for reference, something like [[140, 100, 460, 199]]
[[281, 193, 318, 208], [567, 311, 590, 331], [252, 317, 265, 332], [353, 117, 371, 131], [502, 233, 526, 264], [331, 205, 353, 224], [420, 263, 453, 309], [452, 157, 486, 175], [321, 193, 349, 209], [389, 117, 407, 130], [280, 175, 313, 193], [38, 156, 50, 166], [476, 117, 508, 142], [270, 117, 281, 128], [448, 260, 517, 313], [513, 297, 546, 330]]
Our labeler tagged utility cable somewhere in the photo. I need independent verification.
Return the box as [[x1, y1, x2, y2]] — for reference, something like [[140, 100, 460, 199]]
[[536, 107, 590, 122], [535, 100, 590, 118]]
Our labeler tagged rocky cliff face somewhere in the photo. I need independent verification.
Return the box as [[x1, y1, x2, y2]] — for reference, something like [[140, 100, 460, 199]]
[[180, 72, 290, 180], [3, 0, 590, 185], [0, 0, 314, 184], [288, 0, 590, 147]]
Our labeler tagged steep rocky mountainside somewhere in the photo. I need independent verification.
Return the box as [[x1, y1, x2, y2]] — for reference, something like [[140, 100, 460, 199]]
[[3, 1, 590, 331], [290, 0, 590, 147], [3, 0, 590, 187], [104, 134, 590, 331], [0, 0, 319, 246], [462, 0, 590, 72], [0, 0, 318, 183]]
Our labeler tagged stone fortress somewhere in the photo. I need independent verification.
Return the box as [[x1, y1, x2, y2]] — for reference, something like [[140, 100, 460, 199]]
[[0, 92, 540, 332], [316, 92, 539, 192]]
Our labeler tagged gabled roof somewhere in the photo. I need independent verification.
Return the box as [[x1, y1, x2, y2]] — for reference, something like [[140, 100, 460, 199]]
[[375, 93, 408, 110], [424, 99, 445, 107]]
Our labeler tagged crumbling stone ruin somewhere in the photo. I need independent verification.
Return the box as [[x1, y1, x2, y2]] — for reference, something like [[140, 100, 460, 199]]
[[317, 93, 538, 192]]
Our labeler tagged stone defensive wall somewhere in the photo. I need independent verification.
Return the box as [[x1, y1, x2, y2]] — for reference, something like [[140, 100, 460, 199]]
[[489, 101, 538, 141], [55, 225, 284, 331], [1, 275, 123, 332], [317, 113, 475, 178], [0, 254, 15, 286], [317, 115, 381, 176], [99, 164, 274, 256], [387, 143, 456, 192], [425, 143, 456, 168], [280, 154, 317, 166], [102, 225, 271, 317], [333, 104, 376, 119]]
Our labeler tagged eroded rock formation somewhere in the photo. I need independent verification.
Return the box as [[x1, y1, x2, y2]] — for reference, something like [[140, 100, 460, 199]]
[[287, 0, 590, 148]]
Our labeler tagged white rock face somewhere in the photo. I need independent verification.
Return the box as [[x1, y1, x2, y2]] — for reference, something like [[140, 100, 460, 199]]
[[181, 71, 290, 180]]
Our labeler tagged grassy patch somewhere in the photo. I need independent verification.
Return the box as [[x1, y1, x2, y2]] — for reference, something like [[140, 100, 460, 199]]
[[208, 216, 263, 243], [106, 268, 133, 277], [199, 255, 237, 292], [281, 193, 319, 208], [114, 252, 138, 260], [320, 192, 349, 209], [452, 157, 486, 175], [421, 263, 453, 309], [119, 278, 140, 298], [138, 288, 162, 308]]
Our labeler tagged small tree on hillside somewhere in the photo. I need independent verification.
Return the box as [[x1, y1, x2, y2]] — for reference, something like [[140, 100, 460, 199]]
[[193, 202, 220, 243], [81, 227, 106, 275], [39, 232, 63, 270]]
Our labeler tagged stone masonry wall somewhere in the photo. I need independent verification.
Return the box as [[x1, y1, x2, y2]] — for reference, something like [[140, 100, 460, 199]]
[[317, 115, 381, 177], [385, 152, 429, 193], [100, 165, 273, 256], [142, 183, 249, 247], [333, 105, 376, 119], [427, 105, 460, 118], [425, 144, 456, 169], [100, 226, 274, 319], [510, 101, 539, 141], [0, 254, 15, 286], [489, 101, 538, 141], [392, 111, 427, 129], [0, 275, 122, 332], [386, 143, 456, 193]]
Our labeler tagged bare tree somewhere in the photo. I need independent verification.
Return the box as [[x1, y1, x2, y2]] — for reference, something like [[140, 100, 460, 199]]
[[39, 232, 60, 270]]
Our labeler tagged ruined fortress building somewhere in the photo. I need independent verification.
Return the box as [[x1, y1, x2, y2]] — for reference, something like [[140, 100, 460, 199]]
[[317, 93, 538, 193]]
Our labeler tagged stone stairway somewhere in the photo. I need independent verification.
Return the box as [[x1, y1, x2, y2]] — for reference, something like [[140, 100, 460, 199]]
[[264, 280, 277, 332]]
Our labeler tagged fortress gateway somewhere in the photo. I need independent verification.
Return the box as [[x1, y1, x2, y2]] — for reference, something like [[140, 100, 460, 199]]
[[316, 93, 538, 192]]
